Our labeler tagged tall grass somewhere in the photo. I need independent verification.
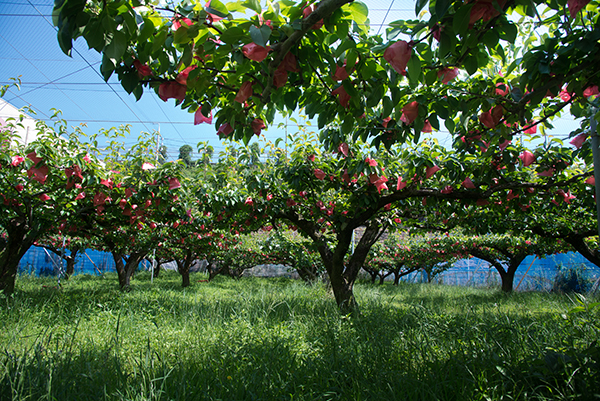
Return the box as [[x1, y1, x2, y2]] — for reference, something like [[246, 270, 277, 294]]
[[1, 272, 598, 400]]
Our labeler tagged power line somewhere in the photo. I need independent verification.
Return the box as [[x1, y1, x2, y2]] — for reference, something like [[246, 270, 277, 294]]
[[26, 0, 156, 134], [0, 32, 94, 119], [376, 0, 396, 36]]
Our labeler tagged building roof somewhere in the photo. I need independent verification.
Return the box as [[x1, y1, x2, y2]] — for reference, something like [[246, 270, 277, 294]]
[[0, 98, 39, 145]]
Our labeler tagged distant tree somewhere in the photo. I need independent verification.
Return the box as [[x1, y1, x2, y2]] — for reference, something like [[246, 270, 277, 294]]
[[178, 144, 193, 167]]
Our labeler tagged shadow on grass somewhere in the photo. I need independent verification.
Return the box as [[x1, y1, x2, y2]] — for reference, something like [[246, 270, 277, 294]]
[[3, 275, 599, 400], [2, 314, 598, 401]]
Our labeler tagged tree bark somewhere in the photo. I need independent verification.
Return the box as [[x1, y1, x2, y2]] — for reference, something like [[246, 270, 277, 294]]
[[0, 219, 34, 295], [64, 248, 80, 279], [470, 249, 526, 293], [499, 268, 516, 292], [281, 211, 387, 313], [176, 249, 194, 288], [329, 222, 386, 313], [378, 271, 392, 285], [111, 249, 147, 290]]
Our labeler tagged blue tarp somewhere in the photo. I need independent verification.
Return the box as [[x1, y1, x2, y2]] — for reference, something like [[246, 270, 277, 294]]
[[19, 246, 118, 276], [18, 246, 600, 291]]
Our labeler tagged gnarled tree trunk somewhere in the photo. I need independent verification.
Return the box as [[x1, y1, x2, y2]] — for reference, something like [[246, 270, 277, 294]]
[[471, 249, 526, 293], [313, 222, 387, 314], [0, 219, 34, 295], [110, 249, 147, 290]]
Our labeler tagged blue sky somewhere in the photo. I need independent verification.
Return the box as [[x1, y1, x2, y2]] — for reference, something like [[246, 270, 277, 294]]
[[0, 0, 579, 162]]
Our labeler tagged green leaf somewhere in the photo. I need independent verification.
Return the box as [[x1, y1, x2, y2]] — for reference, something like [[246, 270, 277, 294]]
[[318, 109, 330, 129], [342, 80, 358, 97], [413, 129, 421, 144], [366, 85, 383, 108], [414, 118, 424, 135], [425, 69, 437, 86], [483, 30, 499, 50], [382, 96, 393, 118], [429, 114, 440, 130], [220, 27, 246, 44], [359, 59, 377, 80], [57, 17, 74, 56], [463, 54, 478, 75], [133, 85, 143, 101], [180, 44, 193, 69], [407, 54, 421, 87], [242, 0, 262, 14], [415, 0, 428, 15], [121, 69, 139, 94], [435, 0, 451, 19], [453, 4, 472, 37], [249, 24, 271, 47], [101, 54, 115, 81], [498, 23, 517, 43], [284, 91, 298, 110], [152, 29, 167, 53], [439, 31, 452, 57], [348, 2, 368, 24], [346, 48, 358, 70], [105, 30, 127, 60], [433, 101, 448, 121], [52, 0, 65, 26], [506, 58, 521, 76], [138, 17, 154, 43], [83, 18, 105, 52], [341, 118, 353, 134], [445, 118, 455, 134], [206, 0, 230, 19], [173, 26, 190, 44], [335, 38, 356, 58]]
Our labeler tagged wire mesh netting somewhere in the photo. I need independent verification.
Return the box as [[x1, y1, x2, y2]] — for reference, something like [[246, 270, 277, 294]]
[[18, 246, 600, 292]]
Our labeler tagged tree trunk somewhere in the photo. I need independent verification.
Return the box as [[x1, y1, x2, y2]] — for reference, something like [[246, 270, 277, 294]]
[[296, 265, 318, 282], [64, 248, 80, 279], [176, 250, 194, 288], [330, 275, 358, 313], [289, 212, 386, 313], [181, 269, 190, 287], [0, 245, 30, 295], [499, 269, 516, 292], [153, 263, 161, 278], [379, 274, 385, 285], [111, 250, 146, 290], [207, 261, 222, 281], [470, 249, 525, 293], [329, 223, 385, 313], [0, 221, 33, 295]]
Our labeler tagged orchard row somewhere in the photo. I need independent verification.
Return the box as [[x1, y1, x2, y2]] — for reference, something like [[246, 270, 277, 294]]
[[0, 109, 595, 311]]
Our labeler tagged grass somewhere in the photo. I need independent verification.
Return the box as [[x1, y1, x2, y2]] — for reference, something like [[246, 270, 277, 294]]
[[1, 272, 599, 400]]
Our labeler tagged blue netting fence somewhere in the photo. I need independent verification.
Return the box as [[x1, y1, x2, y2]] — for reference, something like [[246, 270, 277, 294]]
[[18, 245, 600, 291]]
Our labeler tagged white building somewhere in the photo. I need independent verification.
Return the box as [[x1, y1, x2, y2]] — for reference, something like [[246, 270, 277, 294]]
[[0, 98, 39, 145]]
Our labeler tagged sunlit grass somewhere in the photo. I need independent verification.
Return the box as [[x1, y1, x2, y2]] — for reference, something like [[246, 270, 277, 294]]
[[1, 272, 598, 400]]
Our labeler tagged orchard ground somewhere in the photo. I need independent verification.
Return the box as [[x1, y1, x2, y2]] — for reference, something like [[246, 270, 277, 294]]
[[1, 272, 599, 400]]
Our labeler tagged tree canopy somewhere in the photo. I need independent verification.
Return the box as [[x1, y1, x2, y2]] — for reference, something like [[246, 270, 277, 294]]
[[52, 0, 600, 150]]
